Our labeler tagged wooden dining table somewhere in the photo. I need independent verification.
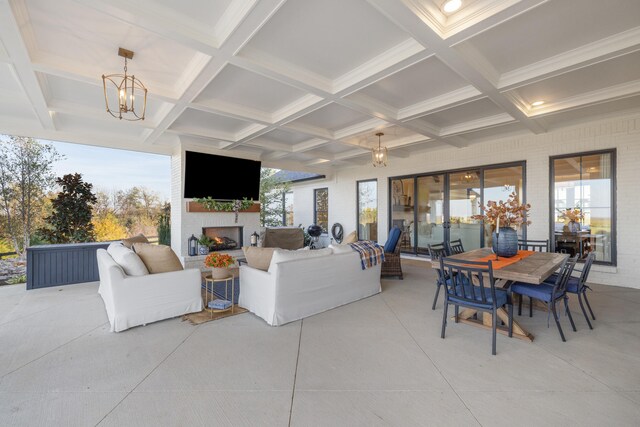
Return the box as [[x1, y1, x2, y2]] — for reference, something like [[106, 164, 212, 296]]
[[430, 248, 568, 342]]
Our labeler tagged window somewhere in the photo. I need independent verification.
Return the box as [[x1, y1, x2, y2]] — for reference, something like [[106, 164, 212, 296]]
[[283, 191, 294, 226], [483, 165, 525, 247], [550, 150, 615, 264], [314, 188, 328, 232], [357, 180, 377, 241]]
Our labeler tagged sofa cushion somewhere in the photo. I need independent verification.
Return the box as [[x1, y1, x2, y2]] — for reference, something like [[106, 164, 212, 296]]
[[122, 233, 149, 249], [343, 231, 357, 244], [329, 244, 353, 254], [106, 243, 149, 276], [268, 247, 332, 272], [242, 246, 276, 271], [132, 243, 184, 274]]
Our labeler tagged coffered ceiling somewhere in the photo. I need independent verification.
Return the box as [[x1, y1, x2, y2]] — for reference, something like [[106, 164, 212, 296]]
[[1, 0, 639, 170]]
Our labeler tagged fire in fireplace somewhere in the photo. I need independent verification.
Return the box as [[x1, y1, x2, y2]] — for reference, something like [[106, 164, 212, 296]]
[[202, 226, 243, 252]]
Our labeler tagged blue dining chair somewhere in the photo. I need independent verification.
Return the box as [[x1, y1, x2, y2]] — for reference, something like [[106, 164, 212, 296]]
[[546, 252, 596, 329], [439, 257, 513, 355], [517, 239, 549, 252], [428, 242, 449, 310], [447, 238, 465, 255], [510, 255, 578, 342]]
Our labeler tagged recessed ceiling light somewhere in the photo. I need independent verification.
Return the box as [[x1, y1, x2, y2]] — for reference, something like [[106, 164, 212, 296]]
[[531, 100, 545, 107], [443, 0, 462, 13]]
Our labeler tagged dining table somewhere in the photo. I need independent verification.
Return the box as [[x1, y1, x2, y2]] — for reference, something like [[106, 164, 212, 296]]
[[431, 248, 568, 342]]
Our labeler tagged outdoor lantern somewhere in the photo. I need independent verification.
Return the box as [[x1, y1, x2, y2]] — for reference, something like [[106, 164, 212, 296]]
[[250, 231, 259, 247], [188, 234, 198, 256]]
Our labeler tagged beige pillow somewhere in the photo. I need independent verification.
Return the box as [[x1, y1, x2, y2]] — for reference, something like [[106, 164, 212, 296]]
[[122, 233, 149, 249], [343, 231, 358, 244], [107, 243, 149, 276], [242, 246, 276, 271], [132, 243, 183, 274]]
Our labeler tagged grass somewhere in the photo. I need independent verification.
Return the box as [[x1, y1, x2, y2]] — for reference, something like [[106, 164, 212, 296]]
[[5, 274, 26, 285]]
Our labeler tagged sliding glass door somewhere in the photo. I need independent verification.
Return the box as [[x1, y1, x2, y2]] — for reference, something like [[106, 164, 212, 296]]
[[390, 162, 526, 256]]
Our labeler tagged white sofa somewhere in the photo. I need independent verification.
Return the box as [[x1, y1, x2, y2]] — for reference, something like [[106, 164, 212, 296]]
[[97, 248, 202, 332], [239, 247, 381, 326]]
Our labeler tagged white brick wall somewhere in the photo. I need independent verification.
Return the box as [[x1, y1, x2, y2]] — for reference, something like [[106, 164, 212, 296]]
[[291, 113, 640, 289]]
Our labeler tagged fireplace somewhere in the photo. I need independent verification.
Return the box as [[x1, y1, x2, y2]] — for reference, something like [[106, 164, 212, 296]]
[[202, 226, 243, 251]]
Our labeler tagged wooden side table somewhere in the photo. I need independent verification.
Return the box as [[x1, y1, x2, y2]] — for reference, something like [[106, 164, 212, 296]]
[[204, 275, 235, 317]]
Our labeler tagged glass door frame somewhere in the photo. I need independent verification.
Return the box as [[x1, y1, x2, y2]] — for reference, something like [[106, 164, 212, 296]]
[[356, 178, 378, 242], [388, 160, 527, 256]]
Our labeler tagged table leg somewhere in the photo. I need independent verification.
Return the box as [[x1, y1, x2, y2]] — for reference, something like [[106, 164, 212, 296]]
[[452, 307, 533, 342]]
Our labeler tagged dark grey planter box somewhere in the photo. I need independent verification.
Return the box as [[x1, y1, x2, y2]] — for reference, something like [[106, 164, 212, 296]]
[[26, 242, 111, 290]]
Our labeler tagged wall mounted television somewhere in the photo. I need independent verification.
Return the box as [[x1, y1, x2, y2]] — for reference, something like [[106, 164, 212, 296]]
[[183, 151, 261, 200]]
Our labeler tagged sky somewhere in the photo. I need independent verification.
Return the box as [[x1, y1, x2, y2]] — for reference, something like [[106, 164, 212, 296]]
[[45, 140, 171, 201]]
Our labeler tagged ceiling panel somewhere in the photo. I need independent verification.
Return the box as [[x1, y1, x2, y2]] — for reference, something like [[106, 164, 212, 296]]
[[240, 0, 411, 80], [459, 0, 640, 73], [250, 129, 312, 147], [152, 0, 234, 29], [411, 98, 505, 128], [535, 95, 640, 130], [54, 113, 147, 138], [169, 108, 253, 136], [351, 56, 469, 109], [193, 64, 307, 114], [288, 103, 371, 132]]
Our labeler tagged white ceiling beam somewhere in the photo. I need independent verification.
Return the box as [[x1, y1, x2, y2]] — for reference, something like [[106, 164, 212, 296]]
[[1, 1, 54, 130]]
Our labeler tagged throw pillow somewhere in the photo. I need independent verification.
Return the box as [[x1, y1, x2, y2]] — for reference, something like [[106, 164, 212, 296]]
[[343, 231, 357, 244], [132, 243, 184, 274], [242, 246, 276, 272], [106, 243, 149, 276], [122, 233, 149, 249], [268, 247, 332, 273]]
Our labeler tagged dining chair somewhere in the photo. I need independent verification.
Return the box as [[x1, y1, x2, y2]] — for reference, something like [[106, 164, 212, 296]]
[[447, 238, 465, 255], [439, 257, 512, 355], [546, 252, 596, 329], [427, 242, 449, 310], [517, 239, 549, 252], [509, 255, 578, 342]]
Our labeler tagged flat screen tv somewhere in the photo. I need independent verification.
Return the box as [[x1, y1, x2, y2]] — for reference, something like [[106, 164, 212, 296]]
[[184, 151, 261, 200]]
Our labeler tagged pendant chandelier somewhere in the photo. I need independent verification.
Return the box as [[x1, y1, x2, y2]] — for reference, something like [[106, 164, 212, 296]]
[[102, 48, 147, 121], [372, 132, 388, 167]]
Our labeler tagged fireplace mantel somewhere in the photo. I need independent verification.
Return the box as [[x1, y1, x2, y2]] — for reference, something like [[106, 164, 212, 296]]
[[186, 201, 261, 213]]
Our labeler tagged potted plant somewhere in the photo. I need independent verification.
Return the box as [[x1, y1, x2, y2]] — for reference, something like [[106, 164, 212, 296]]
[[204, 252, 236, 279], [558, 208, 583, 233], [197, 234, 213, 255], [472, 192, 531, 257]]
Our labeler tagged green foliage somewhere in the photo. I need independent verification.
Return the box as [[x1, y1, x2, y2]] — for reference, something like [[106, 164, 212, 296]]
[[198, 234, 213, 247], [260, 169, 291, 227], [39, 173, 97, 243], [157, 203, 171, 246], [7, 274, 26, 285], [0, 135, 63, 254], [193, 197, 253, 212], [298, 224, 312, 247], [94, 186, 165, 238]]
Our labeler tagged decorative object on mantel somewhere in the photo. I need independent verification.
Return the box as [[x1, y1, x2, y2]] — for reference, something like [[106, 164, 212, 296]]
[[197, 234, 213, 255], [188, 234, 198, 256], [472, 192, 531, 258], [188, 198, 259, 219], [102, 47, 147, 121], [558, 207, 583, 233], [371, 132, 388, 167], [204, 252, 236, 279]]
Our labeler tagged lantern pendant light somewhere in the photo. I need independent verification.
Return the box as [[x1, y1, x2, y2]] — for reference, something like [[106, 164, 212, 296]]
[[102, 48, 147, 121], [372, 132, 388, 167]]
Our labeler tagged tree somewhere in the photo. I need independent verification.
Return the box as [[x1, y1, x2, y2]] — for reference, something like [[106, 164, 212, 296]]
[[92, 213, 127, 242], [0, 135, 62, 254], [259, 168, 290, 227], [39, 173, 97, 243], [156, 202, 171, 246]]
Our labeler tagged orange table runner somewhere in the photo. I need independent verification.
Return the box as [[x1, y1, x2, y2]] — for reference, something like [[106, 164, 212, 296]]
[[475, 250, 535, 270]]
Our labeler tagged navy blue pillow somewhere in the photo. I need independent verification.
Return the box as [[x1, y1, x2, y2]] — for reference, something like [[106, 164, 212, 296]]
[[384, 227, 402, 253]]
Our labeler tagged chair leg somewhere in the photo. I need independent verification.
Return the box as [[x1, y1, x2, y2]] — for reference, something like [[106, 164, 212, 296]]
[[441, 300, 449, 339], [583, 292, 596, 320], [529, 296, 533, 318], [551, 301, 566, 342], [518, 294, 522, 316], [564, 297, 577, 332], [577, 293, 593, 329], [454, 305, 459, 323], [492, 309, 497, 355], [509, 306, 514, 336], [431, 282, 441, 310]]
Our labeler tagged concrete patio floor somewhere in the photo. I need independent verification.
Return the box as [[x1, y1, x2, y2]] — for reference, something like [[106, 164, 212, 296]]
[[1, 263, 639, 426]]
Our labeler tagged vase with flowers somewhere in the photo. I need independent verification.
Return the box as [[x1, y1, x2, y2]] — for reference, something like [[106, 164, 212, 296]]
[[472, 192, 531, 257], [204, 252, 236, 279], [558, 208, 583, 233]]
